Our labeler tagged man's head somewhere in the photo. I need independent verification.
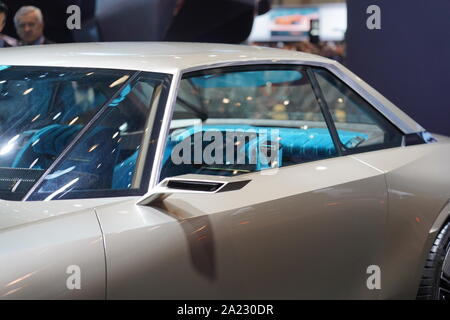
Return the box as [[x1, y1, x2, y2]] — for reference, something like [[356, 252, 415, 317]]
[[0, 2, 8, 33], [14, 6, 44, 44]]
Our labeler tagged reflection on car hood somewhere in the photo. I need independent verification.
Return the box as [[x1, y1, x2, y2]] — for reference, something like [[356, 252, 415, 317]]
[[0, 197, 135, 231]]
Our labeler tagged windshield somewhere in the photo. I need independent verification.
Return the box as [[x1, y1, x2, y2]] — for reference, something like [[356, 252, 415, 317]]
[[0, 66, 168, 201]]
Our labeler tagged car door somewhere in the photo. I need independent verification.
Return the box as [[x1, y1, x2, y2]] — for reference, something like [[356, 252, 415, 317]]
[[97, 64, 403, 299]]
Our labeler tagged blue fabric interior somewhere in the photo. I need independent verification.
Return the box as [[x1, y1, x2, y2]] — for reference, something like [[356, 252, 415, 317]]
[[112, 150, 138, 190], [160, 124, 368, 179], [13, 124, 121, 189], [12, 123, 368, 189], [12, 124, 81, 169]]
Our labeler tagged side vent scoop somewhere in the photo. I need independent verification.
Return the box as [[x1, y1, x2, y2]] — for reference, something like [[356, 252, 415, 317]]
[[138, 178, 251, 205]]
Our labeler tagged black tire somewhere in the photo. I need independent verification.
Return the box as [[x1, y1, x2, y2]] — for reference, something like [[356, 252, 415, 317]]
[[416, 222, 450, 300]]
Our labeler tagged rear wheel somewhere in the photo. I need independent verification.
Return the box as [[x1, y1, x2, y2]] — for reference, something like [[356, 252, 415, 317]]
[[417, 222, 450, 300]]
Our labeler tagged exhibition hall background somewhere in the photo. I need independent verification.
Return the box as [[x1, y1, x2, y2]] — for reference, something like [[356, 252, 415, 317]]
[[346, 0, 450, 137], [2, 0, 449, 136]]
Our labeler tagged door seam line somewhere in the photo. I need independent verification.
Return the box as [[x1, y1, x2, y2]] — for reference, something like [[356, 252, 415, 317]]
[[94, 208, 108, 300]]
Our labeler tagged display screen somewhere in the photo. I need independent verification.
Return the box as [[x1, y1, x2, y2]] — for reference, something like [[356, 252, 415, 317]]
[[248, 3, 347, 42], [270, 7, 320, 39]]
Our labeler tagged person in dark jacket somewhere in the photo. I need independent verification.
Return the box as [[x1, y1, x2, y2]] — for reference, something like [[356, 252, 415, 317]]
[[14, 6, 54, 46], [0, 2, 18, 47]]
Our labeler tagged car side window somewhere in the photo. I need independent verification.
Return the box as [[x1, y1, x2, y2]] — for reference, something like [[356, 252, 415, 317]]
[[160, 66, 344, 180], [0, 66, 142, 200], [28, 73, 168, 201], [312, 68, 403, 152]]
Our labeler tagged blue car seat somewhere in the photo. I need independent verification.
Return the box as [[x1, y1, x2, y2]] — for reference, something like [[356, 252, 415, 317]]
[[159, 125, 368, 179]]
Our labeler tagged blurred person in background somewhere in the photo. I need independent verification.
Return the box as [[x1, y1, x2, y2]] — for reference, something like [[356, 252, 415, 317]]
[[0, 1, 17, 47], [319, 42, 345, 63], [14, 6, 54, 45], [296, 41, 321, 55], [251, 41, 345, 63]]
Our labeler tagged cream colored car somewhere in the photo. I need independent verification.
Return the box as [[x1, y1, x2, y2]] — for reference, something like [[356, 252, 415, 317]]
[[0, 43, 449, 300]]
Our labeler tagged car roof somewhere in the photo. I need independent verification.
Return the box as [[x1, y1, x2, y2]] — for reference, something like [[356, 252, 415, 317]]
[[0, 42, 424, 134], [0, 42, 332, 74]]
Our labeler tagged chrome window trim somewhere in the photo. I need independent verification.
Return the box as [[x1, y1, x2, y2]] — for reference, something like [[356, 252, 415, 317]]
[[131, 83, 164, 188], [139, 70, 182, 200]]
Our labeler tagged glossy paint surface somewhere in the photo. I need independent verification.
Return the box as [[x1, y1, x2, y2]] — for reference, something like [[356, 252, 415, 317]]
[[0, 199, 116, 299], [97, 156, 388, 299], [0, 43, 448, 299]]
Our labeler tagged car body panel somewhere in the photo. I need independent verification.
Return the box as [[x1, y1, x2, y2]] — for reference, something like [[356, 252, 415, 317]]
[[0, 203, 106, 299], [352, 141, 450, 298], [97, 155, 388, 299], [0, 42, 329, 74], [0, 198, 133, 231]]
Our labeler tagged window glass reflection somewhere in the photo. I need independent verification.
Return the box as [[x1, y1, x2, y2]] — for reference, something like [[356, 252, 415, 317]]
[[0, 66, 133, 200], [161, 66, 340, 180], [313, 68, 403, 151], [29, 75, 167, 201]]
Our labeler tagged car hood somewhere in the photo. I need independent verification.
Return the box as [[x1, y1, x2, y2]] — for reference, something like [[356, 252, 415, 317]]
[[0, 197, 137, 231]]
